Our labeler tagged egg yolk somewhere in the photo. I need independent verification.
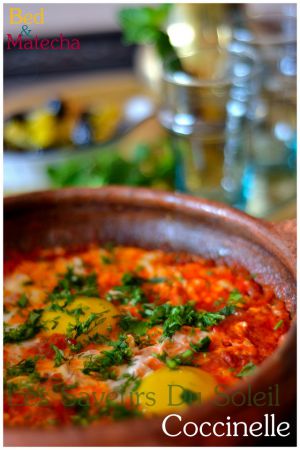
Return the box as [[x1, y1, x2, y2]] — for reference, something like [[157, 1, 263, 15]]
[[41, 297, 118, 338], [136, 366, 217, 415]]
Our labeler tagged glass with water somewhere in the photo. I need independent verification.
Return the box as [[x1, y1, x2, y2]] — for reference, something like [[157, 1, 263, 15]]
[[159, 45, 258, 205]]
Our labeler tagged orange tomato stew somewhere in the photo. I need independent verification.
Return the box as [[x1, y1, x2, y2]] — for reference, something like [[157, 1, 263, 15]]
[[4, 244, 291, 428]]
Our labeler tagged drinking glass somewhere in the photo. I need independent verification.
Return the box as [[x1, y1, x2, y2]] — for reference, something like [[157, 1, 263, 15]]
[[159, 44, 258, 205], [233, 10, 297, 169]]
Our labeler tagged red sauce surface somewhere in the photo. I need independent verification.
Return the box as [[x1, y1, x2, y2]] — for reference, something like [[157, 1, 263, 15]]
[[4, 245, 291, 428]]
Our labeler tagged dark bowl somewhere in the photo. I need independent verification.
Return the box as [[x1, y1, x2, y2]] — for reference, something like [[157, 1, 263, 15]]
[[4, 186, 296, 446]]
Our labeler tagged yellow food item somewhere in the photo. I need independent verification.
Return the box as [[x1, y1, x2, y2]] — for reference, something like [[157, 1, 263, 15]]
[[136, 366, 217, 415], [41, 297, 118, 338], [26, 110, 57, 149]]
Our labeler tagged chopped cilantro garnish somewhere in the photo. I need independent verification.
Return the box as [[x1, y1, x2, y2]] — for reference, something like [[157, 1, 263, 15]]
[[236, 362, 256, 378], [143, 301, 235, 338], [274, 319, 283, 331], [67, 312, 107, 339], [196, 310, 228, 330], [190, 336, 211, 352], [156, 336, 211, 369], [68, 341, 84, 353], [50, 267, 99, 304], [218, 304, 236, 317], [101, 255, 113, 265], [117, 373, 141, 395], [82, 335, 132, 379], [155, 351, 190, 369], [4, 309, 43, 343], [51, 344, 67, 367], [106, 272, 147, 306], [119, 314, 148, 336], [108, 402, 142, 421], [17, 294, 29, 308], [162, 304, 197, 338], [228, 289, 245, 306], [143, 302, 172, 324], [6, 357, 38, 378], [64, 394, 91, 426], [180, 388, 199, 405]]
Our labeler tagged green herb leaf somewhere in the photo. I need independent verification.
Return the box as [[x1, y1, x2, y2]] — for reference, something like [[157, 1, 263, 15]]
[[117, 373, 141, 395], [190, 336, 211, 353], [180, 388, 199, 405], [274, 319, 283, 331], [118, 5, 170, 44], [119, 314, 148, 336], [67, 312, 107, 339], [107, 272, 147, 306], [101, 255, 113, 265], [144, 301, 235, 338], [6, 357, 38, 378], [47, 142, 176, 190], [118, 5, 182, 70], [17, 294, 29, 308], [228, 289, 245, 306], [4, 309, 43, 343], [236, 362, 257, 378], [50, 267, 99, 304], [82, 335, 132, 379], [51, 344, 67, 367]]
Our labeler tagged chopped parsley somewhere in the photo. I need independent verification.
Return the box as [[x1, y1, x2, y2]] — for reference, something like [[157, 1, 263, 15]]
[[6, 357, 38, 378], [106, 272, 147, 306], [17, 294, 29, 308], [51, 344, 67, 367], [156, 336, 211, 369], [82, 335, 132, 379], [68, 341, 84, 353], [144, 302, 235, 338], [107, 272, 168, 307], [162, 304, 197, 338], [274, 319, 283, 331], [143, 303, 172, 324], [190, 336, 211, 352], [180, 388, 199, 405], [118, 314, 148, 337], [117, 373, 141, 395], [49, 267, 99, 304], [101, 255, 113, 265], [67, 312, 107, 339], [4, 309, 43, 343], [197, 307, 233, 330], [156, 348, 194, 369], [64, 394, 91, 426], [71, 400, 141, 425], [228, 289, 245, 306], [107, 402, 142, 421], [236, 362, 257, 378]]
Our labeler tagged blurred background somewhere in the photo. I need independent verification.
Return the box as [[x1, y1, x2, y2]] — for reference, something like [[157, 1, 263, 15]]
[[3, 3, 297, 221]]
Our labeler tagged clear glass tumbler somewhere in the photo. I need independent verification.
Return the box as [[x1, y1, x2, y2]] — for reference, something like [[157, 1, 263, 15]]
[[158, 44, 258, 205], [233, 11, 297, 170]]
